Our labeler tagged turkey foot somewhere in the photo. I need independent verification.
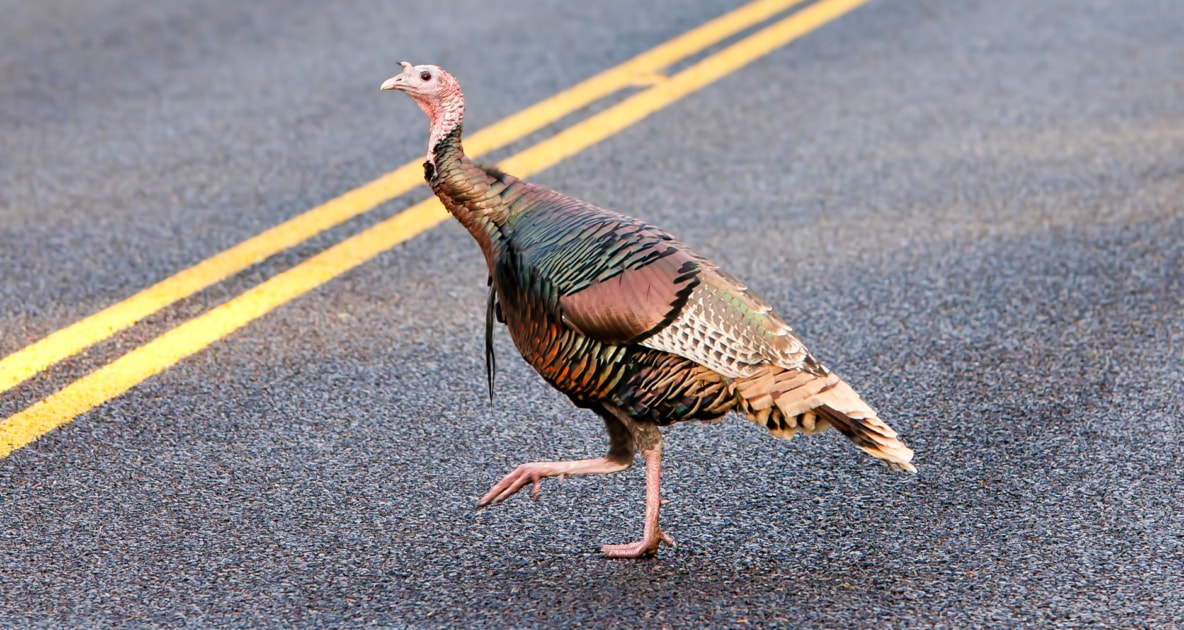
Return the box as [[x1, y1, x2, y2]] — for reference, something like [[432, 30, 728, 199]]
[[477, 457, 631, 508], [600, 442, 674, 559], [600, 529, 676, 559]]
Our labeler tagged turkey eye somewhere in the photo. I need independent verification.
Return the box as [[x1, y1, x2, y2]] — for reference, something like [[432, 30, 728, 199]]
[[420, 71, 432, 81]]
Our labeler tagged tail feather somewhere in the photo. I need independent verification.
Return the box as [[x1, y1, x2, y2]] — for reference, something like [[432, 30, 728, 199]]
[[734, 367, 916, 472]]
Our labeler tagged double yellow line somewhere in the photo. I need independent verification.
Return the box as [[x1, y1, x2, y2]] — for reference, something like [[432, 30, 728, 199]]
[[0, 0, 870, 459]]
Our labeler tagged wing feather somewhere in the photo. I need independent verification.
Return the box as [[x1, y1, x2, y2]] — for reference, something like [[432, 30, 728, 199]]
[[498, 180, 810, 377], [559, 248, 699, 344]]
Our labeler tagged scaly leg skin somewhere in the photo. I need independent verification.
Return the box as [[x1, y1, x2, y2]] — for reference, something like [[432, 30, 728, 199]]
[[477, 457, 631, 508], [477, 408, 635, 509], [600, 431, 676, 559]]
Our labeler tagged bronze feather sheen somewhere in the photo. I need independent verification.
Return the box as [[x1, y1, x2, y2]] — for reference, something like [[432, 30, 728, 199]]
[[393, 64, 915, 480], [383, 61, 917, 557], [418, 120, 915, 470]]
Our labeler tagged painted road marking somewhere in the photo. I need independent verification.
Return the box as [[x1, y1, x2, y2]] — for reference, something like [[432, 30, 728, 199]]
[[0, 0, 808, 396], [0, 0, 870, 459]]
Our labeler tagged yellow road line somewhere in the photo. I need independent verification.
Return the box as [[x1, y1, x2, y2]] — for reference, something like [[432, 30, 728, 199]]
[[0, 0, 870, 459], [0, 0, 808, 396]]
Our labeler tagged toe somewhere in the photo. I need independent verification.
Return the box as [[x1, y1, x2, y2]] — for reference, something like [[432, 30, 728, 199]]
[[600, 539, 658, 559], [477, 464, 543, 508]]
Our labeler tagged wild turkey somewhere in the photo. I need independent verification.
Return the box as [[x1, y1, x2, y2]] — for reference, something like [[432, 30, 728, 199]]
[[381, 62, 915, 558]]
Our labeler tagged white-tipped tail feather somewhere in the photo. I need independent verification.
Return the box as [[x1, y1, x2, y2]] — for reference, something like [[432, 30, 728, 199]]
[[734, 367, 916, 472]]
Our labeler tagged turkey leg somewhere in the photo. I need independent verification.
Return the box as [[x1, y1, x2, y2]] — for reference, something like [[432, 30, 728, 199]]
[[600, 422, 675, 558], [477, 409, 634, 508]]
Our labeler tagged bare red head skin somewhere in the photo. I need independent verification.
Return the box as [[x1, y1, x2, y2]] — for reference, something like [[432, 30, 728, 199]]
[[380, 61, 464, 165]]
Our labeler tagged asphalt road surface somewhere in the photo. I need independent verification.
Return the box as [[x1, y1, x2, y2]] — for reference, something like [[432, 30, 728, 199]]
[[2, 0, 1182, 627]]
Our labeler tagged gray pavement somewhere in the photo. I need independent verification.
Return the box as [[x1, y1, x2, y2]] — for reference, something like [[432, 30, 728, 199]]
[[2, 0, 1182, 627]]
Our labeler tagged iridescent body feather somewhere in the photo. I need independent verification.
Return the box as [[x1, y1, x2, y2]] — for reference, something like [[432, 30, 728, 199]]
[[381, 63, 915, 558]]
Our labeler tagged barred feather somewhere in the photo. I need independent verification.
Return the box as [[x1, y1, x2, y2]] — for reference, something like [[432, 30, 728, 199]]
[[733, 366, 916, 471]]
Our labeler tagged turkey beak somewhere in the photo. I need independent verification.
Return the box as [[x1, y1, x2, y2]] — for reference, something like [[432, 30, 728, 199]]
[[380, 75, 404, 91]]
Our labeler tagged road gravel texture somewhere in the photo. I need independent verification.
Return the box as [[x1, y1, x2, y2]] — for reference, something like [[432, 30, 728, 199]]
[[1, 0, 1182, 627]]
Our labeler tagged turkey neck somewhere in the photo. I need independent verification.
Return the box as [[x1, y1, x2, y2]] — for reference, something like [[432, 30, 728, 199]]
[[427, 124, 511, 267]]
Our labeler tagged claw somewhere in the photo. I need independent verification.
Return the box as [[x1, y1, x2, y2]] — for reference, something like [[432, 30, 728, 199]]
[[660, 531, 677, 548]]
